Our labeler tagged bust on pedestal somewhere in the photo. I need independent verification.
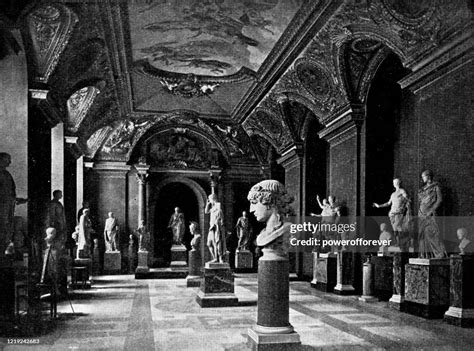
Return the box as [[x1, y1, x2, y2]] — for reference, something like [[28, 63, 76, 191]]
[[196, 193, 238, 307], [246, 180, 300, 350], [187, 221, 202, 287]]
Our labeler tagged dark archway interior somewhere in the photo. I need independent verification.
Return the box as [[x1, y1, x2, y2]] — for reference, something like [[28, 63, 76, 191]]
[[153, 182, 199, 266], [305, 118, 328, 215], [366, 53, 409, 215]]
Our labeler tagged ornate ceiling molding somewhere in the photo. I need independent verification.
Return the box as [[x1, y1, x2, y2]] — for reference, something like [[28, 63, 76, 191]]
[[26, 3, 78, 83], [67, 86, 101, 132]]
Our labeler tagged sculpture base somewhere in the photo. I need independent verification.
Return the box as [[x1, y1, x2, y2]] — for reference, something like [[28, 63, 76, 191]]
[[334, 284, 355, 295], [389, 294, 405, 311], [247, 327, 301, 351], [186, 275, 201, 287], [372, 255, 393, 301], [135, 267, 187, 279], [135, 251, 149, 275], [444, 307, 474, 328], [311, 253, 336, 292], [359, 295, 378, 303], [104, 251, 121, 274], [196, 263, 238, 307], [404, 258, 450, 318], [70, 258, 92, 289], [235, 250, 254, 272]]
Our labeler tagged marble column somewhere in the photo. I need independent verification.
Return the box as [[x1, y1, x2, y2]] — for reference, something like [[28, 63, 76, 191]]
[[334, 251, 355, 295], [76, 155, 84, 217], [135, 164, 149, 225], [389, 252, 411, 310], [247, 248, 301, 349], [277, 147, 310, 277], [444, 254, 474, 327], [359, 259, 377, 302], [51, 122, 64, 195]]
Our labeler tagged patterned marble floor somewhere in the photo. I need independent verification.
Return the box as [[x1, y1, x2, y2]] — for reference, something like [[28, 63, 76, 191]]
[[1, 274, 473, 350]]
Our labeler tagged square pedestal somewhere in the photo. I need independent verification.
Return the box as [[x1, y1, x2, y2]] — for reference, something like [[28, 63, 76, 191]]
[[235, 250, 254, 272], [170, 245, 188, 270], [70, 258, 92, 289], [404, 258, 450, 318], [372, 255, 393, 301], [311, 253, 336, 292], [104, 251, 121, 274], [334, 252, 355, 295], [196, 262, 238, 307], [247, 327, 301, 351], [135, 251, 149, 274], [444, 254, 474, 327]]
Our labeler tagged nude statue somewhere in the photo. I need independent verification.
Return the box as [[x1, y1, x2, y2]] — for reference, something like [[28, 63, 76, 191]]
[[45, 190, 67, 251], [168, 207, 185, 245], [205, 193, 226, 263], [235, 211, 252, 251], [417, 170, 446, 259], [373, 178, 411, 250], [247, 180, 294, 257], [104, 212, 119, 251]]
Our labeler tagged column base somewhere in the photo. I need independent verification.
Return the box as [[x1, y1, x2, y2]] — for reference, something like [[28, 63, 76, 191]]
[[359, 295, 378, 303], [389, 294, 405, 311], [247, 326, 301, 351], [186, 275, 201, 287], [444, 307, 474, 328], [195, 290, 238, 308], [334, 284, 355, 295]]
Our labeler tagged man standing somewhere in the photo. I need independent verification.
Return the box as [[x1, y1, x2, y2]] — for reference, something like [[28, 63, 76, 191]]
[[205, 194, 226, 263], [235, 211, 252, 251], [104, 212, 119, 251]]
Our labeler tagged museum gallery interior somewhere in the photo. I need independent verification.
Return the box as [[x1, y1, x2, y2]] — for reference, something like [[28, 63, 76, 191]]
[[0, 0, 473, 349]]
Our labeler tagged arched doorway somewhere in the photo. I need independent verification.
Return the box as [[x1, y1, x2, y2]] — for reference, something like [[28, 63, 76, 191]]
[[149, 176, 207, 267]]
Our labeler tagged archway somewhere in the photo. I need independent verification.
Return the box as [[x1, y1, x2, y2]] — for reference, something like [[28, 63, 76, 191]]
[[149, 176, 208, 267]]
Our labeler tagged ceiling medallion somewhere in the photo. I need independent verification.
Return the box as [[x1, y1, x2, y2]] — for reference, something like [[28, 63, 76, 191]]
[[160, 74, 219, 98]]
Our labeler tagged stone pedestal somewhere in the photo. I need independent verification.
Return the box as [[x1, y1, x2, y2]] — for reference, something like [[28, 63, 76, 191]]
[[235, 249, 254, 272], [389, 252, 411, 311], [186, 249, 201, 287], [405, 258, 450, 318], [70, 258, 91, 289], [372, 253, 393, 301], [196, 262, 238, 307], [247, 248, 300, 350], [104, 251, 121, 274], [311, 252, 337, 292], [170, 244, 188, 270], [92, 245, 100, 276], [334, 251, 355, 295], [444, 254, 474, 327], [359, 261, 377, 303], [135, 251, 149, 274]]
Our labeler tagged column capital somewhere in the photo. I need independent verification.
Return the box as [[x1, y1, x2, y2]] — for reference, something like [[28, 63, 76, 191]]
[[134, 164, 150, 175], [93, 161, 131, 174], [135, 172, 148, 185], [277, 144, 303, 168]]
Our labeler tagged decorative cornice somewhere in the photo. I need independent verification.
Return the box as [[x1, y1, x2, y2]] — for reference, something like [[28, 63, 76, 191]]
[[232, 0, 344, 122], [93, 161, 131, 172], [29, 88, 49, 100]]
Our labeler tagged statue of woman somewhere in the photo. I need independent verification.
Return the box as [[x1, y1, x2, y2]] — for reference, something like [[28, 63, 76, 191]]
[[168, 207, 185, 245], [78, 208, 92, 258], [417, 170, 446, 258], [373, 178, 411, 250], [247, 179, 294, 257], [205, 194, 226, 263], [136, 220, 150, 252]]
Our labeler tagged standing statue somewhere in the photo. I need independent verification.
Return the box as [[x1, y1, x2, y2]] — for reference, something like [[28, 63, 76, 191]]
[[189, 221, 201, 251], [205, 193, 226, 263], [78, 208, 93, 258], [418, 170, 447, 258], [235, 211, 252, 251], [45, 190, 67, 250], [136, 220, 150, 252], [373, 178, 411, 250], [247, 180, 294, 256], [104, 212, 119, 251], [168, 207, 185, 245], [0, 152, 27, 256]]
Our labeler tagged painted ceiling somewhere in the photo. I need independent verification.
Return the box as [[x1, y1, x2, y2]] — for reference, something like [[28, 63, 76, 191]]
[[128, 0, 302, 76]]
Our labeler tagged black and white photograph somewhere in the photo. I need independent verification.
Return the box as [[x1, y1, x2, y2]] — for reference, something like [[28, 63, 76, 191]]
[[0, 0, 473, 349]]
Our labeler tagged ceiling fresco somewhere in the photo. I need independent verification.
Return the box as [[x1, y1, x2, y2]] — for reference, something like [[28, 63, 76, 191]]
[[128, 0, 302, 76]]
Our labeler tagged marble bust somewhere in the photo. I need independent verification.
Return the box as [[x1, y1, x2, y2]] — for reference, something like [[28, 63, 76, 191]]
[[189, 221, 201, 251], [457, 228, 473, 255], [247, 180, 294, 257]]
